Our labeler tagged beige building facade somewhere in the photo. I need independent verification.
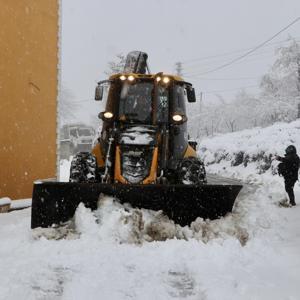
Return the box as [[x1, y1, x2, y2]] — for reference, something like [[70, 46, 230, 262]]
[[0, 1, 58, 199]]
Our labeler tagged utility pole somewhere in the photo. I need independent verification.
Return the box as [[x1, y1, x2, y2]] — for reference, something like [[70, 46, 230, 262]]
[[297, 54, 300, 119], [175, 62, 183, 77], [199, 92, 203, 113]]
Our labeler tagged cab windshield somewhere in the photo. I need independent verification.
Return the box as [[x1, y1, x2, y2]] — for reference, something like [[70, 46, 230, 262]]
[[78, 128, 92, 136], [119, 82, 153, 123]]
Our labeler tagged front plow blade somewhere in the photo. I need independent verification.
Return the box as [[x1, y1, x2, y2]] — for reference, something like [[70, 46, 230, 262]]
[[31, 175, 242, 228]]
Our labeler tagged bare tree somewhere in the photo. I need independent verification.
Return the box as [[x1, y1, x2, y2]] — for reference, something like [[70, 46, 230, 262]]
[[226, 119, 236, 132], [104, 53, 126, 76]]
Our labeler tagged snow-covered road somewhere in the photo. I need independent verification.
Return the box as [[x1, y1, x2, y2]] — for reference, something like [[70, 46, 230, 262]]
[[1, 180, 300, 300], [2, 121, 300, 300]]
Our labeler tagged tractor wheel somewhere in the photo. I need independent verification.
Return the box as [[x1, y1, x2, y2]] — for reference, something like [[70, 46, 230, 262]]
[[69, 152, 97, 183], [178, 157, 207, 184]]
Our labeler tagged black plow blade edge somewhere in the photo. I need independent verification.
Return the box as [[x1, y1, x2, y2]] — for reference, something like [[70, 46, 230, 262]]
[[31, 180, 242, 228]]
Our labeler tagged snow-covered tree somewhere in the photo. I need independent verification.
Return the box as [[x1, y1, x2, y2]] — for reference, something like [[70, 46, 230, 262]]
[[188, 89, 260, 137], [259, 39, 300, 124]]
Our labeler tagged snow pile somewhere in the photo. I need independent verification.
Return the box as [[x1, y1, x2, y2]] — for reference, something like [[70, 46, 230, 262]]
[[200, 119, 300, 178], [32, 182, 282, 248], [0, 197, 11, 206], [119, 126, 155, 145], [73, 197, 250, 245], [10, 198, 31, 210], [59, 158, 71, 182]]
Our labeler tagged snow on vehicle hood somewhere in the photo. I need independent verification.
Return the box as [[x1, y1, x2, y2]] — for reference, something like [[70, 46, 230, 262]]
[[119, 126, 156, 146]]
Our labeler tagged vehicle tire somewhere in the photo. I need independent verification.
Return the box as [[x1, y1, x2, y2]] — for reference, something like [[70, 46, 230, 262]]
[[69, 152, 97, 183], [177, 157, 207, 184]]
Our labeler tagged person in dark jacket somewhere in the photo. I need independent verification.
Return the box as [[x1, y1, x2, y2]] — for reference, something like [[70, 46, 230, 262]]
[[276, 145, 300, 206]]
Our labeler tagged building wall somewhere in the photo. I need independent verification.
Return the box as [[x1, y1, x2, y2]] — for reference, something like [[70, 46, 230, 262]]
[[0, 1, 58, 199]]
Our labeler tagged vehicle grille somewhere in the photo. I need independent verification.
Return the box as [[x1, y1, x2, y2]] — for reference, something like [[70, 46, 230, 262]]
[[121, 146, 153, 184]]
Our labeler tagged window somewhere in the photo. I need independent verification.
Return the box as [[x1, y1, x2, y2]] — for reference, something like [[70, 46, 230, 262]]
[[78, 128, 92, 136], [119, 82, 153, 123], [69, 128, 78, 138], [172, 85, 187, 115]]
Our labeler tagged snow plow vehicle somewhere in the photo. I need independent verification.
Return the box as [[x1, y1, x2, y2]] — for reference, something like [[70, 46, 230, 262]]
[[31, 51, 242, 229]]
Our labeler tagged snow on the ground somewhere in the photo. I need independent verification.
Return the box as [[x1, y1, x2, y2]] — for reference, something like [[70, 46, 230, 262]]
[[0, 197, 11, 206], [1, 121, 300, 300], [59, 159, 71, 182], [0, 198, 31, 210], [200, 119, 300, 180], [201, 120, 300, 159], [10, 198, 32, 210]]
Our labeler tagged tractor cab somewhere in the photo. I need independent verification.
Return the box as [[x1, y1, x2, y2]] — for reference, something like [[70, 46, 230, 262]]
[[95, 73, 195, 125], [93, 73, 198, 184]]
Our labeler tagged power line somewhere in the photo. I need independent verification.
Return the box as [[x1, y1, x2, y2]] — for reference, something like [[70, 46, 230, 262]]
[[182, 36, 300, 65], [183, 17, 300, 76], [182, 48, 276, 72], [202, 84, 259, 95], [183, 38, 300, 77], [193, 76, 259, 81], [183, 45, 272, 66], [183, 53, 274, 77], [184, 45, 298, 78]]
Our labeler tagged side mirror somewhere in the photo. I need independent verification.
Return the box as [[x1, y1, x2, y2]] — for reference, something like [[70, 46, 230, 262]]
[[98, 111, 105, 120], [95, 85, 103, 101], [187, 87, 196, 103]]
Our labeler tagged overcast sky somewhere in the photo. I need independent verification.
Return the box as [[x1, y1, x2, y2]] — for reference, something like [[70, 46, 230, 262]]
[[61, 0, 300, 123]]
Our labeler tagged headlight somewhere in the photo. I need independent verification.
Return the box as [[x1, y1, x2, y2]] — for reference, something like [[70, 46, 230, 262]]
[[162, 77, 170, 84], [172, 114, 183, 122], [128, 75, 135, 81], [120, 75, 126, 81], [156, 76, 162, 82], [104, 111, 114, 119]]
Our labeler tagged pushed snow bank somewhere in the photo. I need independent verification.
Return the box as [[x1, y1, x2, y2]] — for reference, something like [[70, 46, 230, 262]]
[[200, 120, 300, 176], [33, 196, 248, 245], [73, 196, 249, 245], [32, 180, 286, 248]]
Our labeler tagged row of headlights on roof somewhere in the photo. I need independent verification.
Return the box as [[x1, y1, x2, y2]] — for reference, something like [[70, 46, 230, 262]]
[[103, 111, 183, 123], [104, 75, 180, 121], [119, 75, 170, 84]]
